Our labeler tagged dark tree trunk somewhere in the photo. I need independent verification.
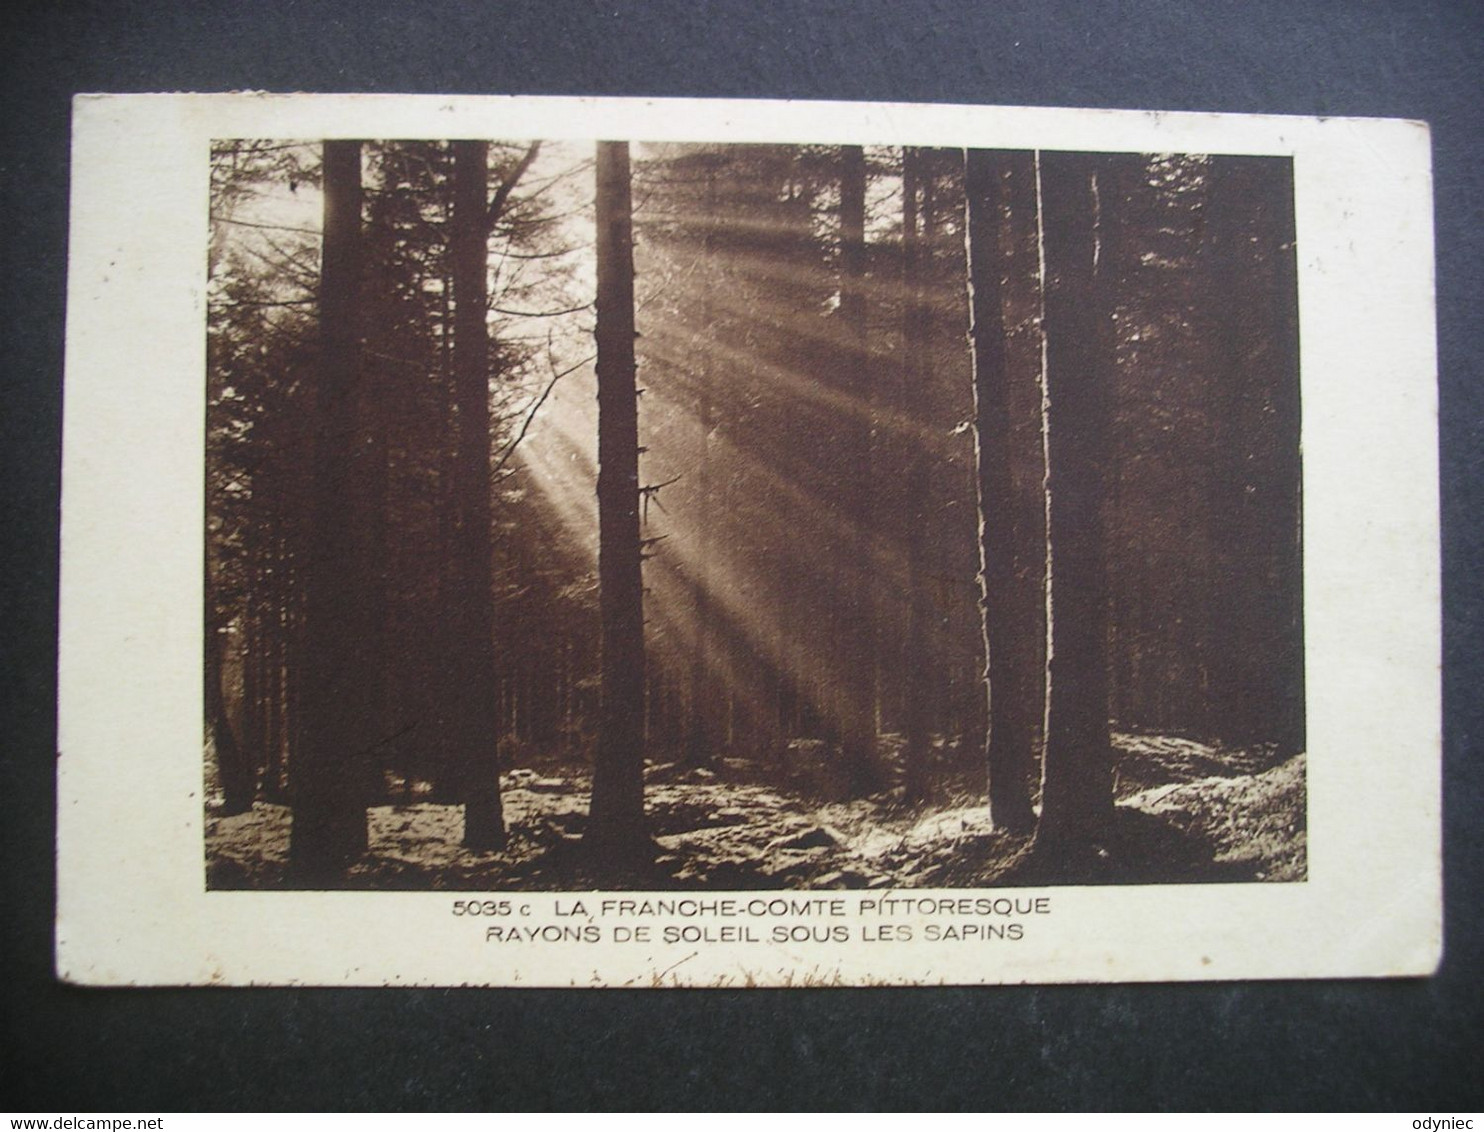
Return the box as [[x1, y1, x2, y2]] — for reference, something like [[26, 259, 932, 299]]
[[900, 146, 933, 805], [262, 532, 287, 796], [684, 161, 720, 768], [427, 265, 461, 803], [288, 139, 376, 884], [585, 141, 651, 861], [268, 548, 299, 804], [836, 143, 881, 796], [963, 149, 1038, 834], [1034, 151, 1117, 855], [1261, 159, 1306, 758], [451, 139, 507, 851], [999, 151, 1051, 766], [1203, 156, 1305, 756]]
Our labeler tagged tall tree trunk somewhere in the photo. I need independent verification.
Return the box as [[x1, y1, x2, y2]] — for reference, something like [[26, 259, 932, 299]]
[[586, 141, 650, 861], [900, 146, 932, 804], [269, 537, 300, 805], [684, 159, 720, 767], [1261, 158, 1305, 759], [1034, 151, 1117, 856], [451, 139, 507, 850], [1000, 151, 1051, 765], [837, 143, 880, 796], [263, 529, 288, 803], [426, 265, 461, 802], [1204, 156, 1305, 756], [288, 139, 375, 884], [964, 149, 1039, 834]]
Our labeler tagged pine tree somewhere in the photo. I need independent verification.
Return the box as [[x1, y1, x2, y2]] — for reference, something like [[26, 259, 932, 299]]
[[836, 143, 881, 796], [585, 141, 651, 862], [963, 148, 1038, 833], [288, 139, 379, 883], [1034, 151, 1118, 858], [451, 139, 507, 850]]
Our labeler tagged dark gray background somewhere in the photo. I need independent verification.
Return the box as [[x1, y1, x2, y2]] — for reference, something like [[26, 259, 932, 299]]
[[3, 0, 1480, 1111]]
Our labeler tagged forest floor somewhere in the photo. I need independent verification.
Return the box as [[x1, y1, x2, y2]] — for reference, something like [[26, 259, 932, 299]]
[[206, 732, 1306, 890]]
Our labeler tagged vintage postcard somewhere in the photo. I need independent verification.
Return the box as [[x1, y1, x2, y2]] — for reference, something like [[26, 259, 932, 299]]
[[56, 94, 1439, 986]]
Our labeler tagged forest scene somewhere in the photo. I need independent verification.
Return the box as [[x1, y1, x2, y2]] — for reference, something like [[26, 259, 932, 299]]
[[205, 137, 1305, 891]]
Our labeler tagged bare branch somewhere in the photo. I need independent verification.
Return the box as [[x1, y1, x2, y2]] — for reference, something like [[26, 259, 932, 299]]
[[488, 343, 596, 478], [490, 300, 594, 319], [209, 297, 316, 310], [500, 243, 592, 261], [211, 215, 321, 237], [486, 141, 543, 232]]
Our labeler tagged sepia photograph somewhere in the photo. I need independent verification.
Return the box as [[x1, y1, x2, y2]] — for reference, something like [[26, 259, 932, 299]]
[[204, 138, 1306, 894], [11, 0, 1478, 1112], [56, 94, 1438, 987]]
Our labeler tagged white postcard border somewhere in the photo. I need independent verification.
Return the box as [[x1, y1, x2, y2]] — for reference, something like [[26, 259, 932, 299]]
[[56, 94, 1440, 986]]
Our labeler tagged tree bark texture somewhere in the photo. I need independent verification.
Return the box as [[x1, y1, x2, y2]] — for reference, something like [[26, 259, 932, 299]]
[[289, 139, 377, 883], [836, 143, 881, 796], [900, 146, 931, 804], [964, 148, 1039, 834], [684, 159, 720, 767], [451, 139, 507, 850], [1203, 155, 1305, 755], [586, 141, 650, 859], [1034, 151, 1117, 851]]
